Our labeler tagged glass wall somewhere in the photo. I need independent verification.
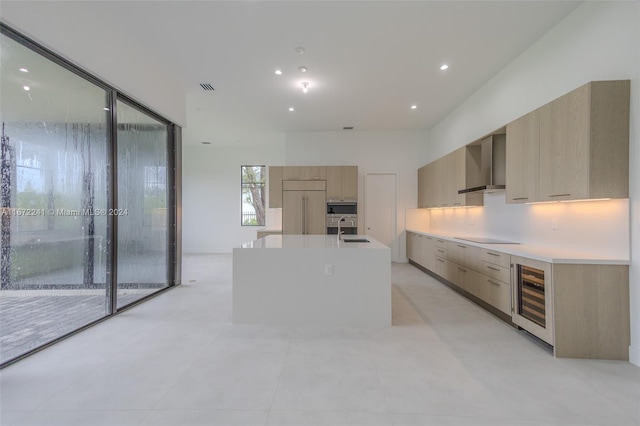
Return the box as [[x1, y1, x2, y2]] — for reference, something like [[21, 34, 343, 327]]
[[0, 26, 176, 366], [116, 100, 169, 308]]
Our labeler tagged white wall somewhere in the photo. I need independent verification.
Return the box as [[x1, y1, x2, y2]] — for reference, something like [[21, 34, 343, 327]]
[[285, 130, 426, 262], [0, 2, 186, 126], [182, 136, 286, 253], [420, 2, 640, 365]]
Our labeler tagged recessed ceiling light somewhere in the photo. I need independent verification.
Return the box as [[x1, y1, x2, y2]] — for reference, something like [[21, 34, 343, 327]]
[[275, 69, 282, 75], [288, 107, 295, 112], [411, 105, 417, 110], [299, 66, 308, 73], [301, 82, 309, 93], [295, 47, 305, 54], [440, 64, 449, 70], [23, 85, 30, 91], [103, 107, 110, 111], [19, 68, 28, 73]]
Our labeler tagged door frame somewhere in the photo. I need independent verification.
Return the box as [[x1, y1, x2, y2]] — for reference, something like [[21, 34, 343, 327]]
[[364, 172, 398, 261]]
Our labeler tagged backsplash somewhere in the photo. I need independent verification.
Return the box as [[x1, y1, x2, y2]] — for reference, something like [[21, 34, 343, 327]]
[[407, 192, 629, 259]]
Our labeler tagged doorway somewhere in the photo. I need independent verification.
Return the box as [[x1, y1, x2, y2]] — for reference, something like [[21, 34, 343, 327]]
[[364, 173, 397, 259]]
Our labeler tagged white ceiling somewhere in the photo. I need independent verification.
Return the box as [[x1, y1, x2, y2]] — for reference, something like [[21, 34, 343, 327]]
[[2, 1, 582, 146]]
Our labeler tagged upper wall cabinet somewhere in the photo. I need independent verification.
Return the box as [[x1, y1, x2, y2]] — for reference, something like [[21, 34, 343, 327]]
[[506, 110, 540, 203], [327, 166, 358, 201], [538, 80, 629, 201], [418, 146, 483, 208], [269, 165, 357, 208], [506, 80, 630, 204]]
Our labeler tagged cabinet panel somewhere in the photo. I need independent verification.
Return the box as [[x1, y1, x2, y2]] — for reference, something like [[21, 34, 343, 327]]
[[417, 166, 427, 208], [539, 84, 590, 201], [481, 276, 511, 315], [422, 236, 435, 271], [283, 190, 326, 235], [506, 110, 539, 204], [283, 166, 306, 180], [326, 166, 342, 201], [305, 166, 326, 181], [268, 166, 283, 208], [341, 166, 358, 200], [479, 249, 510, 269], [480, 261, 510, 283]]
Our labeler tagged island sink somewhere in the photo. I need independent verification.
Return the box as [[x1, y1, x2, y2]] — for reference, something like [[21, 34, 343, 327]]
[[343, 238, 370, 243]]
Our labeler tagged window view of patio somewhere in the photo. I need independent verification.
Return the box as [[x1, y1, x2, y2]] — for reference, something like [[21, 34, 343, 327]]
[[0, 27, 176, 366], [0, 33, 110, 363]]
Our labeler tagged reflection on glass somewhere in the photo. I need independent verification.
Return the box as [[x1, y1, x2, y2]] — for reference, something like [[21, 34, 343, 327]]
[[0, 33, 109, 363], [116, 100, 168, 308]]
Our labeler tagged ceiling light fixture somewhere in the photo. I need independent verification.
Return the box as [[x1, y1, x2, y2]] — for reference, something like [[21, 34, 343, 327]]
[[103, 107, 110, 111], [23, 85, 30, 91], [295, 47, 305, 54], [411, 105, 417, 110], [19, 68, 28, 73], [299, 66, 308, 73], [289, 107, 295, 112], [440, 64, 449, 70], [301, 82, 309, 93], [275, 69, 282, 75]]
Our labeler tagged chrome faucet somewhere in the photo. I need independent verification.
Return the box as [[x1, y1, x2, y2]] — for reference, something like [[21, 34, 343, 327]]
[[337, 216, 346, 242]]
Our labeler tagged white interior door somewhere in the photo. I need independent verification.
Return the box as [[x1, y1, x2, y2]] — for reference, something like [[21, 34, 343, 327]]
[[364, 173, 397, 247]]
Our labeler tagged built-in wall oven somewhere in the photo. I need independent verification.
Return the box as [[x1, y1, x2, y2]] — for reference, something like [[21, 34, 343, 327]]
[[326, 201, 357, 235], [511, 255, 554, 345]]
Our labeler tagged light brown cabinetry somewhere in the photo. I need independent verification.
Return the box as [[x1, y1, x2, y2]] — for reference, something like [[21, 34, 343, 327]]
[[282, 180, 326, 235], [326, 166, 358, 201], [505, 80, 630, 203], [506, 110, 539, 203], [417, 147, 483, 209], [511, 255, 629, 360], [407, 235, 512, 316], [538, 80, 629, 201], [268, 166, 283, 208], [270, 165, 357, 208]]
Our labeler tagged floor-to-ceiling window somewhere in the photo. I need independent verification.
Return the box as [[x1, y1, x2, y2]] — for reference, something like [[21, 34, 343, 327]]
[[116, 100, 169, 308], [0, 25, 177, 366]]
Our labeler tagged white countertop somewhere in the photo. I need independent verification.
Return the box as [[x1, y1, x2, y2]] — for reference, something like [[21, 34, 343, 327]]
[[239, 234, 389, 250], [406, 229, 629, 265]]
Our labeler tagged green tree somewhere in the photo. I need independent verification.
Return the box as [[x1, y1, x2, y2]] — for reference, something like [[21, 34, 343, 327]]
[[242, 166, 265, 226]]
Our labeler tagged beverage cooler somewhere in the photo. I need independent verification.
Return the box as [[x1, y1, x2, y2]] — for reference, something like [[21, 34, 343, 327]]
[[511, 255, 554, 345]]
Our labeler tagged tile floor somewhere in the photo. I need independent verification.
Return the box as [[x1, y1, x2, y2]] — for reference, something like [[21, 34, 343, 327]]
[[0, 254, 638, 426]]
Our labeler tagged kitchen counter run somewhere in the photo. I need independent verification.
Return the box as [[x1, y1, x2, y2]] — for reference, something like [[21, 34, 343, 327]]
[[406, 229, 629, 265]]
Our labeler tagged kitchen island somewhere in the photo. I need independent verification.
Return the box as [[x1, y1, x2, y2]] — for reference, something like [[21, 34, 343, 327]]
[[232, 235, 391, 327]]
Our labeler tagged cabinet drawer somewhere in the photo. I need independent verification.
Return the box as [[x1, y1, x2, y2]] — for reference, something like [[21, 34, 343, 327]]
[[481, 276, 511, 315], [480, 261, 510, 283], [435, 247, 448, 259], [479, 249, 510, 268]]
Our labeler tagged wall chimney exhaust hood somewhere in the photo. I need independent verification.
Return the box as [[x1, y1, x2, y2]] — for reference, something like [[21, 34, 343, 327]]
[[458, 133, 506, 194]]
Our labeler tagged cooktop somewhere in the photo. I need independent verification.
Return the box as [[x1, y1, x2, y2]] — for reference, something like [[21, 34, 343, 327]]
[[454, 237, 519, 244]]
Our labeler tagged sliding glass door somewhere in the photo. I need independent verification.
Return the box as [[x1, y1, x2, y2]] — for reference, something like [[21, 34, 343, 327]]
[[0, 25, 177, 366], [0, 32, 110, 363], [116, 100, 169, 308]]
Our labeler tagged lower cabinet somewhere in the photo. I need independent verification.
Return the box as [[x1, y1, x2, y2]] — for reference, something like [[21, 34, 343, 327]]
[[407, 233, 511, 316], [406, 233, 631, 360]]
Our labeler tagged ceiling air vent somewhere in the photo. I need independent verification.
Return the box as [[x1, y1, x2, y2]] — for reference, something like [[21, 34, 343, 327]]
[[343, 126, 354, 130], [200, 83, 215, 91]]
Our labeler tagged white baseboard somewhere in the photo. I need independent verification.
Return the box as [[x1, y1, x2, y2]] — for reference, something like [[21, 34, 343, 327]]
[[630, 345, 640, 367]]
